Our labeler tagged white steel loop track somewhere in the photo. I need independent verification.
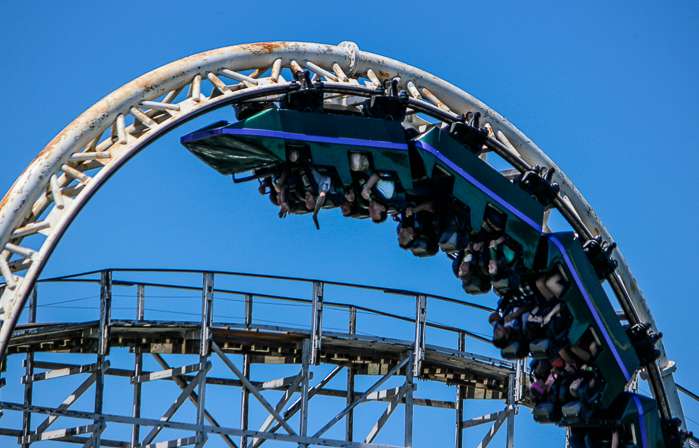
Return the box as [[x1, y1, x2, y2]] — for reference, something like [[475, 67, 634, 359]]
[[0, 41, 685, 430]]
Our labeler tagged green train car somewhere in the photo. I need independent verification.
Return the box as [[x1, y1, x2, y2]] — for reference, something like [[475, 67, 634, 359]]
[[182, 109, 545, 265], [412, 127, 544, 269], [181, 104, 670, 446], [566, 393, 665, 448], [181, 108, 413, 189], [541, 233, 640, 410]]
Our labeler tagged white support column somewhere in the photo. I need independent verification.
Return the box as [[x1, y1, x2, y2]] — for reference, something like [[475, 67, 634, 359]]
[[506, 373, 516, 448], [300, 338, 311, 448], [413, 295, 427, 377], [197, 273, 214, 447], [95, 271, 112, 448], [455, 331, 465, 448], [310, 282, 324, 365], [244, 294, 253, 329], [132, 284, 145, 448], [22, 286, 37, 448], [346, 307, 356, 442], [514, 360, 524, 402], [240, 353, 250, 448], [241, 294, 253, 448], [405, 352, 414, 448], [200, 273, 214, 358], [98, 272, 112, 360]]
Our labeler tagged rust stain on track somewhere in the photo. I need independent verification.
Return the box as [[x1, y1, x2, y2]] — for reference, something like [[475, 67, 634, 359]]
[[242, 42, 289, 55]]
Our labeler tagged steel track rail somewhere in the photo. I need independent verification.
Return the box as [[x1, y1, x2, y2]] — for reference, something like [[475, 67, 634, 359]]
[[7, 321, 512, 390]]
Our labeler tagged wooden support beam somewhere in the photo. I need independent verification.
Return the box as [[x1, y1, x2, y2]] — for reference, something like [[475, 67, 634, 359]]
[[20, 423, 103, 444], [0, 428, 127, 447], [96, 271, 111, 448], [461, 411, 508, 429], [310, 282, 324, 365], [143, 436, 199, 448], [131, 363, 205, 384], [413, 295, 427, 377], [455, 331, 465, 448], [132, 285, 144, 448], [22, 286, 37, 448], [405, 352, 414, 448], [22, 362, 108, 383], [259, 374, 313, 391], [0, 401, 404, 448], [506, 373, 516, 448]]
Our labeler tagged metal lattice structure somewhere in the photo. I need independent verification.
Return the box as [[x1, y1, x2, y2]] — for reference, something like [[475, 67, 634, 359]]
[[3, 269, 521, 447], [0, 41, 691, 446]]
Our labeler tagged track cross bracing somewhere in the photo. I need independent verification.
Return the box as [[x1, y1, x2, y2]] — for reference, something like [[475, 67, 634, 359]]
[[1, 269, 523, 447]]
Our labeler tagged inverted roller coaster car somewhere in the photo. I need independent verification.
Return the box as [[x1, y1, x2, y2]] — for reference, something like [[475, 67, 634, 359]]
[[180, 96, 670, 445], [182, 108, 545, 268], [411, 127, 545, 270], [562, 393, 665, 448], [181, 108, 413, 189], [543, 232, 640, 410]]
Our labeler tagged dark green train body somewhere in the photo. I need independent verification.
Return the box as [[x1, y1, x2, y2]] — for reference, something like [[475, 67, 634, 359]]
[[565, 393, 665, 448], [412, 128, 544, 269], [542, 232, 640, 410], [183, 109, 545, 266], [182, 108, 413, 189], [181, 106, 670, 447]]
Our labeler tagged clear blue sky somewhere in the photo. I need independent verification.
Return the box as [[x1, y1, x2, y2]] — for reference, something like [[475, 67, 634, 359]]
[[1, 1, 698, 447]]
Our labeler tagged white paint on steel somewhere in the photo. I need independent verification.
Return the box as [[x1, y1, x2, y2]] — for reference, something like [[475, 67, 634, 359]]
[[0, 41, 684, 429]]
